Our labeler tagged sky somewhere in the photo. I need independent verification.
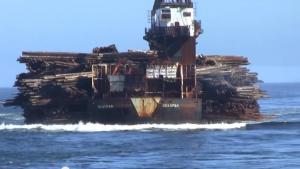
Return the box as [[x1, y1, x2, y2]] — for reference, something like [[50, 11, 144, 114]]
[[0, 0, 299, 87]]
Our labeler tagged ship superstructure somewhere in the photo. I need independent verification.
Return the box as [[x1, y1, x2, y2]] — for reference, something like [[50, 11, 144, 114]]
[[145, 0, 202, 63]]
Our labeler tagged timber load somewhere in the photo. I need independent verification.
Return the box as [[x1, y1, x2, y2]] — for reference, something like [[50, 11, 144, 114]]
[[6, 46, 266, 123], [6, 46, 159, 123], [196, 56, 266, 121]]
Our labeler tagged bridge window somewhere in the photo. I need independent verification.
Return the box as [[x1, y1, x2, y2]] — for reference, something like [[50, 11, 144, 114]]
[[162, 14, 171, 19], [161, 9, 171, 19], [162, 9, 171, 13], [183, 12, 191, 17]]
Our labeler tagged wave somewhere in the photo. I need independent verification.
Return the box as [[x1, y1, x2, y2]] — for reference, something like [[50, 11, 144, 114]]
[[246, 121, 300, 130], [0, 112, 24, 121], [0, 122, 247, 132]]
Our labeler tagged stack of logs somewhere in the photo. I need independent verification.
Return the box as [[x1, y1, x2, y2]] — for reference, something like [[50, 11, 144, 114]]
[[7, 45, 157, 123], [196, 55, 266, 121], [6, 45, 266, 123]]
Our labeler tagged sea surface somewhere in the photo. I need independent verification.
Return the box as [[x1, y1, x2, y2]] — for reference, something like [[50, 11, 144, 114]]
[[0, 83, 300, 169]]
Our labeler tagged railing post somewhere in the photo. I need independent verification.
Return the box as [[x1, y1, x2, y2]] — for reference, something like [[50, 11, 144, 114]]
[[181, 64, 184, 99]]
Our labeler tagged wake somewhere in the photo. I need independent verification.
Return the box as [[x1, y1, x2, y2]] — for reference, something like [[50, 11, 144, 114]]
[[0, 122, 247, 132]]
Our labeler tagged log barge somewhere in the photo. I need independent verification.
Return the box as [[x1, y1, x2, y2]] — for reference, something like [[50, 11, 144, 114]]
[[6, 0, 266, 124]]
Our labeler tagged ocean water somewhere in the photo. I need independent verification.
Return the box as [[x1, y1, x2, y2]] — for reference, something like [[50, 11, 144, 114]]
[[0, 83, 300, 169]]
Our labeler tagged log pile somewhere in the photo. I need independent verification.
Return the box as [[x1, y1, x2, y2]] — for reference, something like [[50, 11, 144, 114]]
[[196, 55, 266, 121], [93, 44, 118, 54], [6, 45, 265, 123], [7, 45, 157, 123], [8, 71, 94, 123], [19, 50, 157, 76]]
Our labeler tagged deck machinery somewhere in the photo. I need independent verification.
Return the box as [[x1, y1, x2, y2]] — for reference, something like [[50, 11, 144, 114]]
[[6, 0, 265, 124]]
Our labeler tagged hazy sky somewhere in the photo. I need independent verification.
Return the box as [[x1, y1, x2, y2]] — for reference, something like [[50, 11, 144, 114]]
[[0, 0, 299, 87]]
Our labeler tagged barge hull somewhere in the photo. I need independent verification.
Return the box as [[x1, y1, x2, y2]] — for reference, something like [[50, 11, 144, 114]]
[[89, 98, 202, 124]]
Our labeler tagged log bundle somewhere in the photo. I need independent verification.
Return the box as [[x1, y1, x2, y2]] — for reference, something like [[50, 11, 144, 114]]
[[7, 46, 158, 123], [196, 55, 266, 121], [9, 71, 94, 123]]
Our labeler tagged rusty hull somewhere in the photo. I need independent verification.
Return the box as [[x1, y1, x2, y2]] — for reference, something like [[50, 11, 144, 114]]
[[88, 97, 202, 123]]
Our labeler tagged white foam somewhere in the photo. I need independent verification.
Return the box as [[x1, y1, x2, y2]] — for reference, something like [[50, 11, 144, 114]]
[[0, 122, 247, 132]]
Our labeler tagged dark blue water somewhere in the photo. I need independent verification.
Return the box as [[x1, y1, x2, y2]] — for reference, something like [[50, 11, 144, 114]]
[[0, 83, 300, 169]]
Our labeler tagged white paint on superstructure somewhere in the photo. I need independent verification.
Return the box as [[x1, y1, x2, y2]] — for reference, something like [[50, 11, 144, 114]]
[[152, 7, 195, 36], [146, 65, 178, 79]]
